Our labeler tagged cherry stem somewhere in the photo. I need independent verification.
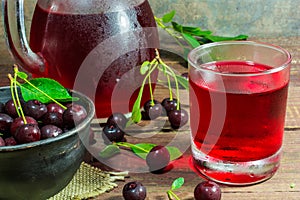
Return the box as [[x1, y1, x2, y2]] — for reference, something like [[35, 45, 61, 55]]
[[12, 66, 67, 110], [167, 190, 181, 200], [148, 75, 155, 106], [157, 57, 181, 110], [20, 78, 67, 110], [115, 142, 150, 153], [8, 73, 27, 124], [166, 74, 173, 100], [8, 74, 21, 117]]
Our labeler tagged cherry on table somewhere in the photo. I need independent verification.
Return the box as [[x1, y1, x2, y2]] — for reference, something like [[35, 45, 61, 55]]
[[168, 108, 189, 129], [194, 181, 222, 200], [106, 112, 128, 129], [122, 181, 147, 200], [161, 98, 180, 115], [102, 124, 125, 143], [143, 99, 163, 120], [146, 145, 170, 172]]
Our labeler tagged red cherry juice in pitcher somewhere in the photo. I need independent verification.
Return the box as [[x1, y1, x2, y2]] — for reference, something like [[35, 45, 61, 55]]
[[29, 1, 158, 117], [189, 61, 288, 183]]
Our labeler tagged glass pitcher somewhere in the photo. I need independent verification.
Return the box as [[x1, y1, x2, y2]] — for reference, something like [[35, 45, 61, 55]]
[[3, 0, 159, 118]]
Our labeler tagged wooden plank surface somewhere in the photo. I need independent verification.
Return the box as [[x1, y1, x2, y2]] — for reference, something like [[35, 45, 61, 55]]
[[0, 37, 299, 199]]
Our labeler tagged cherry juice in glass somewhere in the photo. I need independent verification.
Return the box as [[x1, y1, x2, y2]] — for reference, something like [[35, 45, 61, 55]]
[[188, 42, 291, 185], [29, 0, 159, 117]]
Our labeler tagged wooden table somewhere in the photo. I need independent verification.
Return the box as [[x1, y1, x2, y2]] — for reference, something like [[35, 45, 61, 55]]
[[0, 37, 299, 200]]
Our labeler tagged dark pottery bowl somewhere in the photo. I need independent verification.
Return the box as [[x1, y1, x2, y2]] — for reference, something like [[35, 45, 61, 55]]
[[0, 86, 95, 200]]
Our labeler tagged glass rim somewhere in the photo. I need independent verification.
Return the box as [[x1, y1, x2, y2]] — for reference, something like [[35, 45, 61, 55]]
[[187, 40, 292, 77]]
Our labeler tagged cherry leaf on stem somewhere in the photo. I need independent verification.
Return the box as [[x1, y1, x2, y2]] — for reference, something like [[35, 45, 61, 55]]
[[205, 34, 248, 42], [140, 61, 150, 75], [171, 177, 184, 190], [130, 143, 156, 159], [131, 91, 143, 123], [99, 144, 120, 158], [16, 71, 28, 79], [162, 10, 176, 23], [130, 143, 182, 161], [20, 78, 75, 103], [166, 146, 183, 161], [181, 32, 201, 48]]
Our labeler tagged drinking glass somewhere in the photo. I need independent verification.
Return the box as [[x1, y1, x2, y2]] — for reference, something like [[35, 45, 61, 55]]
[[188, 41, 292, 185]]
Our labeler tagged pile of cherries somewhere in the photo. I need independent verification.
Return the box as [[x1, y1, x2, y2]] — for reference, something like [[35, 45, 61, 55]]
[[122, 180, 222, 200], [102, 97, 189, 143], [0, 99, 87, 146], [101, 97, 189, 172]]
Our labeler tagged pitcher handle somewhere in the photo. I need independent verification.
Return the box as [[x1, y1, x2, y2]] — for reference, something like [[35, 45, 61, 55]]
[[2, 0, 46, 74]]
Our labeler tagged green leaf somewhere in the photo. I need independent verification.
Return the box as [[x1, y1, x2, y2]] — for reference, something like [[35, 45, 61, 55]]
[[182, 26, 212, 37], [162, 10, 176, 23], [171, 21, 183, 32], [140, 61, 150, 75], [131, 96, 143, 123], [16, 71, 28, 79], [181, 32, 201, 48], [20, 78, 74, 103], [176, 75, 189, 90], [131, 143, 156, 159], [205, 34, 248, 42], [171, 177, 184, 190], [130, 143, 183, 161], [99, 145, 120, 158], [290, 183, 296, 189], [183, 48, 191, 60], [166, 146, 183, 161]]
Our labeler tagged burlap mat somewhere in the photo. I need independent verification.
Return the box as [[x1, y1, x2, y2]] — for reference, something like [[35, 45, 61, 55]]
[[48, 162, 128, 200]]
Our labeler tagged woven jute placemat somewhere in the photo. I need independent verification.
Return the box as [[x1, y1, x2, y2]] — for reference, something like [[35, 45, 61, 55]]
[[48, 162, 128, 200]]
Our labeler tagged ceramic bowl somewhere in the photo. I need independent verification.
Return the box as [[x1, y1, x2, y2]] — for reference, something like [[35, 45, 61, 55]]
[[0, 86, 95, 200]]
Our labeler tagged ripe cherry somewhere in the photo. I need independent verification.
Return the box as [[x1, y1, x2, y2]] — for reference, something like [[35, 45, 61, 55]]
[[41, 112, 63, 128], [15, 124, 41, 144], [102, 124, 125, 143], [23, 100, 47, 120], [194, 181, 222, 200], [10, 116, 38, 137], [168, 109, 189, 129], [146, 145, 170, 172], [106, 112, 128, 129], [63, 104, 87, 129], [143, 100, 163, 120], [46, 103, 64, 114], [161, 98, 180, 115], [4, 137, 17, 146], [5, 99, 20, 118], [40, 125, 63, 139], [0, 113, 13, 135], [122, 181, 147, 200]]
